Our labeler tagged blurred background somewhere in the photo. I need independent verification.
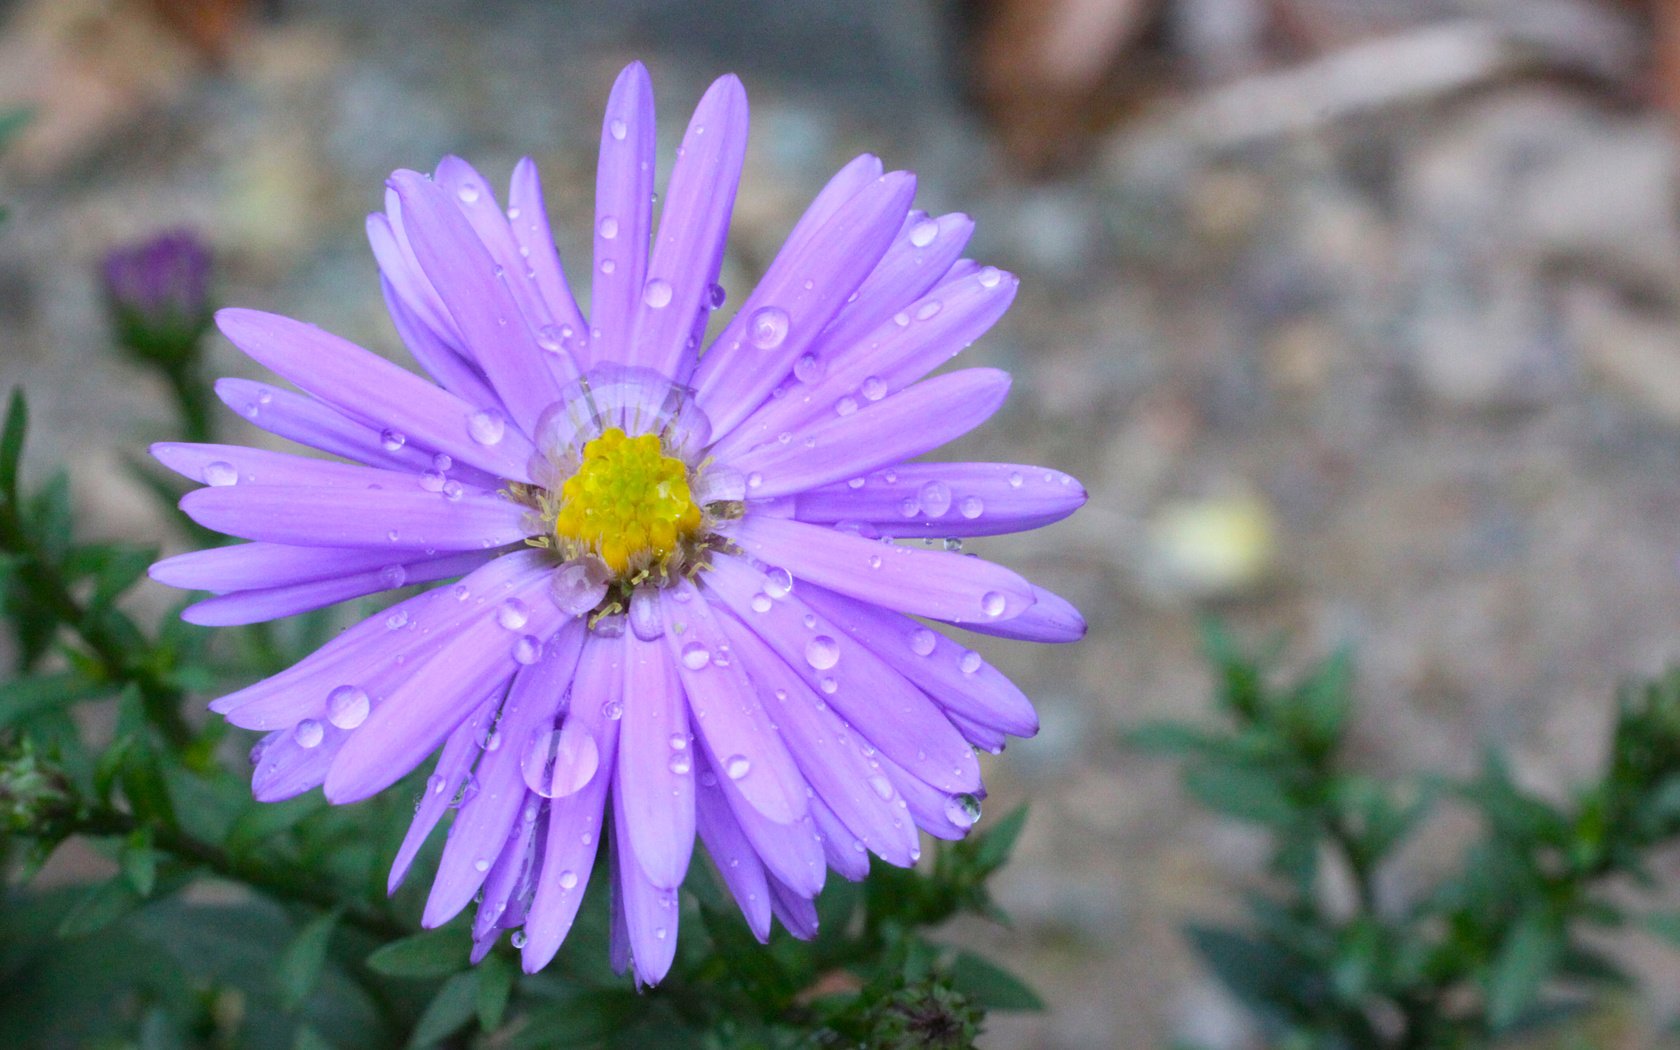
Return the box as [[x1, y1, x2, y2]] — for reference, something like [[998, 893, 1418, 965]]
[[5, 0, 1680, 1045]]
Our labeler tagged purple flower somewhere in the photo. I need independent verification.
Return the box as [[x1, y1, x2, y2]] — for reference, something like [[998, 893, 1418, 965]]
[[102, 229, 214, 358], [148, 63, 1086, 983]]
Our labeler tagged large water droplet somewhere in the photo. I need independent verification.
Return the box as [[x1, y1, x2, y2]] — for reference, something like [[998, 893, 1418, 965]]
[[804, 635, 840, 670], [860, 376, 887, 401], [609, 117, 628, 141], [513, 635, 542, 664], [959, 650, 983, 675], [294, 718, 324, 748], [379, 564, 408, 589], [763, 567, 793, 599], [642, 278, 673, 309], [327, 685, 370, 729], [558, 869, 579, 890], [977, 266, 1003, 289], [552, 559, 610, 616], [456, 183, 481, 204], [498, 598, 531, 630], [919, 481, 952, 518], [959, 495, 985, 519], [748, 306, 790, 350], [380, 429, 407, 452], [203, 461, 238, 487], [909, 219, 939, 248], [945, 793, 982, 829], [629, 589, 664, 640], [724, 754, 751, 780], [468, 408, 506, 446], [419, 469, 446, 492], [908, 627, 937, 657], [667, 752, 692, 776], [521, 720, 599, 798], [981, 591, 1006, 617], [599, 216, 619, 240], [680, 641, 711, 670]]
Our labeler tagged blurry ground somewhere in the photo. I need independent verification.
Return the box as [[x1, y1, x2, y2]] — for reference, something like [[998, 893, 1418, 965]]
[[7, 0, 1680, 1046]]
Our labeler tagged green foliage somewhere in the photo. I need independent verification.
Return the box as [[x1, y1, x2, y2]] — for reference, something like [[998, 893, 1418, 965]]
[[1134, 622, 1680, 1048], [0, 281, 1040, 1048]]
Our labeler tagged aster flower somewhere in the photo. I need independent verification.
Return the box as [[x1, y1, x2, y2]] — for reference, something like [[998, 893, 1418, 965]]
[[148, 62, 1086, 984]]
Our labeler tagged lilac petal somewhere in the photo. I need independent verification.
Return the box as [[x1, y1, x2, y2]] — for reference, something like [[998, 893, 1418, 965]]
[[151, 542, 420, 594], [373, 192, 464, 346], [215, 309, 537, 482], [630, 74, 748, 378], [379, 272, 500, 408], [612, 782, 682, 985], [714, 270, 1018, 459], [662, 578, 808, 825], [809, 796, 871, 881], [950, 712, 1009, 754], [426, 623, 584, 926], [251, 724, 346, 802], [471, 809, 540, 950], [777, 154, 885, 258], [212, 551, 549, 729], [508, 158, 589, 351], [814, 211, 976, 357], [730, 514, 1036, 626], [180, 484, 530, 551], [719, 617, 919, 866], [704, 555, 980, 794], [767, 876, 819, 940], [956, 583, 1087, 644], [874, 749, 978, 841], [215, 379, 435, 475], [388, 171, 568, 430], [182, 549, 494, 626], [521, 635, 622, 973], [587, 62, 657, 370], [791, 462, 1083, 539], [705, 756, 827, 897], [693, 766, 772, 941], [615, 620, 696, 890], [389, 696, 500, 893], [726, 368, 1011, 499], [434, 156, 572, 363], [694, 171, 917, 436], [797, 585, 1039, 737], [607, 835, 631, 975], [152, 442, 456, 492], [322, 569, 560, 803]]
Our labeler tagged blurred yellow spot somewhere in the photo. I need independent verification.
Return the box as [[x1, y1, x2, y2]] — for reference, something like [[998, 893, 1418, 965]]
[[553, 428, 702, 576]]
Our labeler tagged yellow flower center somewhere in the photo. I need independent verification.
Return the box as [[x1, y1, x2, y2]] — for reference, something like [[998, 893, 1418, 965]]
[[552, 428, 702, 576]]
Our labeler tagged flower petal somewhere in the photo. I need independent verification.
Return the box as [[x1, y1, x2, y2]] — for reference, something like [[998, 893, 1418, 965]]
[[809, 797, 871, 881], [508, 157, 589, 351], [694, 171, 917, 436], [704, 555, 980, 794], [727, 368, 1010, 499], [663, 578, 808, 825], [389, 696, 500, 893], [791, 461, 1083, 539], [586, 61, 657, 370], [694, 772, 772, 941], [215, 309, 537, 481], [814, 210, 975, 357], [379, 271, 500, 408], [152, 442, 454, 491], [180, 484, 530, 551], [182, 550, 494, 626], [215, 378, 439, 475], [767, 876, 819, 940], [151, 542, 413, 594], [612, 784, 682, 985], [729, 514, 1036, 626], [701, 750, 827, 897], [957, 583, 1087, 644], [615, 618, 696, 890]]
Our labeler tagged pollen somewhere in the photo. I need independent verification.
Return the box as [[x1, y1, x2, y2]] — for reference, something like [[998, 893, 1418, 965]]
[[552, 428, 703, 576]]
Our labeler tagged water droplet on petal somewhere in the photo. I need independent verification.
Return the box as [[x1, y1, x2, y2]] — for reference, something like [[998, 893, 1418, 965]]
[[868, 774, 895, 800], [667, 752, 692, 776], [642, 278, 673, 309], [497, 598, 531, 630], [380, 429, 407, 452], [629, 589, 664, 640], [559, 869, 579, 890], [919, 481, 952, 518], [750, 593, 772, 613], [521, 720, 600, 798], [945, 793, 982, 829], [609, 117, 628, 141], [536, 325, 565, 352], [510, 929, 527, 948], [804, 635, 840, 670], [908, 628, 937, 656], [326, 685, 369, 729], [978, 266, 1003, 288], [514, 635, 541, 664], [680, 641, 711, 670], [915, 299, 943, 321], [960, 495, 984, 519], [909, 219, 939, 247], [551, 559, 610, 616], [860, 376, 887, 401], [456, 182, 481, 204], [385, 609, 409, 631], [203, 461, 238, 487], [708, 283, 727, 308], [468, 408, 506, 446], [763, 567, 793, 599], [959, 650, 983, 674], [981, 591, 1006, 617], [294, 719, 324, 749], [419, 469, 446, 492], [599, 216, 619, 240], [835, 396, 858, 416], [748, 306, 790, 350], [725, 755, 751, 780]]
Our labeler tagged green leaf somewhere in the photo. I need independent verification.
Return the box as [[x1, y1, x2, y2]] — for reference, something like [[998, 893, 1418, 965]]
[[277, 910, 340, 1012], [89, 546, 157, 610], [509, 989, 642, 1048], [1486, 909, 1564, 1031], [1184, 763, 1297, 825], [0, 388, 25, 503], [1124, 721, 1218, 754], [947, 949, 1044, 1011], [56, 878, 143, 938], [0, 672, 108, 728], [476, 951, 515, 1031], [121, 828, 157, 897], [1185, 924, 1301, 1022], [970, 804, 1028, 872], [408, 971, 478, 1048], [365, 926, 472, 978]]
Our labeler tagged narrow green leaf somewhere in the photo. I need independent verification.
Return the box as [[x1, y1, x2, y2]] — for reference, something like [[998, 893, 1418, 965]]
[[0, 672, 108, 728], [365, 926, 472, 978], [408, 971, 478, 1048], [476, 951, 515, 1031], [947, 949, 1044, 1011], [1184, 764, 1297, 825], [56, 878, 143, 937], [1123, 721, 1218, 754], [278, 910, 341, 1011], [121, 828, 157, 897], [1486, 910, 1564, 1031], [0, 388, 25, 502]]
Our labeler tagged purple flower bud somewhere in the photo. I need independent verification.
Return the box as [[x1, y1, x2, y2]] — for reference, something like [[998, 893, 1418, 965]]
[[101, 229, 214, 363]]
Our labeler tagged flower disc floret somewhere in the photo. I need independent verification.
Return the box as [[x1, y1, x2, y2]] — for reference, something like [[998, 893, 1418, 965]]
[[553, 428, 702, 575]]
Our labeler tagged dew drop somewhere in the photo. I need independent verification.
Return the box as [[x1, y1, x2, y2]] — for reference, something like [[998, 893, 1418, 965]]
[[514, 635, 541, 664], [793, 353, 823, 383], [468, 408, 506, 446], [919, 481, 952, 518], [551, 559, 610, 616], [419, 469, 446, 492], [629, 589, 664, 640], [724, 754, 751, 780], [680, 641, 711, 670], [294, 718, 324, 748], [908, 627, 937, 656], [203, 460, 238, 487], [599, 216, 619, 240], [914, 299, 943, 322], [959, 650, 983, 674], [599, 258, 616, 275], [763, 567, 793, 599], [537, 324, 565, 352], [750, 593, 772, 613], [981, 591, 1006, 617], [602, 699, 623, 721], [497, 598, 531, 630], [819, 676, 838, 695], [510, 929, 527, 948], [384, 609, 409, 631], [945, 792, 982, 829], [960, 495, 985, 519], [609, 117, 628, 140], [456, 182, 481, 204], [559, 869, 579, 890], [909, 219, 939, 247], [860, 375, 887, 401], [442, 480, 465, 501], [804, 635, 840, 670], [708, 283, 727, 308], [325, 685, 370, 729], [667, 752, 692, 776], [521, 720, 599, 798], [748, 306, 790, 350], [380, 428, 407, 451], [898, 496, 920, 519], [835, 396, 858, 416], [642, 277, 673, 309], [868, 774, 895, 800]]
